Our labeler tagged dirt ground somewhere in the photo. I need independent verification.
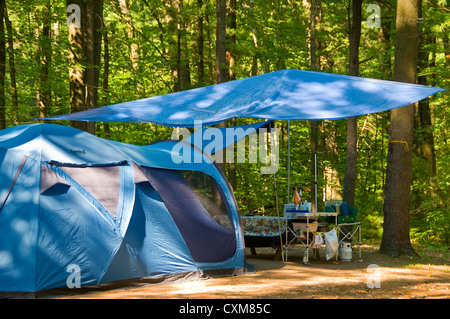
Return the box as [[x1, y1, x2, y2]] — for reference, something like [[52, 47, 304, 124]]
[[38, 245, 449, 300]]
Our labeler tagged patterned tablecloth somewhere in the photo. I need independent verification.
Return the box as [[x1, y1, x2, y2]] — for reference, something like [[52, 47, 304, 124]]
[[241, 216, 286, 237], [213, 215, 289, 237]]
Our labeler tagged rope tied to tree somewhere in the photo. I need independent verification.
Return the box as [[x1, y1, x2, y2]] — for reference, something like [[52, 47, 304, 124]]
[[389, 140, 409, 152]]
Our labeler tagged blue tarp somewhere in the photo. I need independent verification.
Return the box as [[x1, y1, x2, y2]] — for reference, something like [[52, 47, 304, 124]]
[[43, 69, 445, 127], [0, 123, 244, 292]]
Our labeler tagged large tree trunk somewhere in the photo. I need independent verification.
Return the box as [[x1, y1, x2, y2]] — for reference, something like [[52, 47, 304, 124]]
[[67, 0, 102, 134], [67, 0, 87, 131], [380, 0, 420, 257], [84, 0, 103, 134], [343, 0, 362, 206]]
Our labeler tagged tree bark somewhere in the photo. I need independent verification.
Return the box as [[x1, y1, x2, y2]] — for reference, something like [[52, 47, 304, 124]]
[[119, 0, 140, 94], [215, 0, 227, 84], [36, 0, 52, 121], [84, 0, 103, 134], [343, 0, 362, 206], [309, 0, 321, 211], [165, 0, 190, 92], [227, 0, 237, 190], [4, 3, 18, 125], [323, 123, 341, 201], [197, 0, 205, 86], [443, 0, 450, 68], [165, 0, 179, 91], [416, 40, 436, 179], [67, 0, 102, 134], [213, 0, 228, 172], [102, 24, 110, 139], [228, 0, 236, 82], [177, 0, 190, 91], [380, 0, 420, 257], [309, 0, 319, 72], [67, 0, 86, 131]]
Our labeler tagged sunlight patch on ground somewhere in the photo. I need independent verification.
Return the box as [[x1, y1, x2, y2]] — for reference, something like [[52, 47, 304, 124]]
[[171, 280, 273, 295]]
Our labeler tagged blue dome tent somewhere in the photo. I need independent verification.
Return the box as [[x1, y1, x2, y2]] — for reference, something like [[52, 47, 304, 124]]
[[0, 123, 244, 293]]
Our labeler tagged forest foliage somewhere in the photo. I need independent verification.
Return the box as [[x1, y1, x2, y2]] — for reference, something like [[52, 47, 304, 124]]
[[0, 0, 449, 247]]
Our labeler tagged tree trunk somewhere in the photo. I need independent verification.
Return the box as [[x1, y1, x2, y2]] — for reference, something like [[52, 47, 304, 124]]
[[414, 5, 437, 206], [228, 0, 236, 82], [443, 0, 450, 68], [227, 0, 237, 190], [323, 123, 341, 201], [197, 0, 204, 86], [380, 0, 420, 257], [177, 0, 190, 91], [309, 0, 319, 71], [102, 25, 110, 139], [165, 1, 179, 91], [377, 6, 393, 80], [215, 0, 227, 84], [36, 0, 52, 121], [214, 0, 228, 172], [119, 0, 140, 94], [309, 0, 321, 211], [165, 0, 190, 92], [84, 0, 103, 134], [343, 0, 362, 206], [67, 0, 102, 134], [0, 0, 5, 130], [4, 3, 18, 125], [416, 40, 437, 179], [67, 0, 87, 131]]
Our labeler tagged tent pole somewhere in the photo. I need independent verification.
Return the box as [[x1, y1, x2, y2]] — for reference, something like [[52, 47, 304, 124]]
[[314, 152, 318, 212], [287, 120, 291, 203], [273, 173, 284, 262], [286, 121, 291, 261]]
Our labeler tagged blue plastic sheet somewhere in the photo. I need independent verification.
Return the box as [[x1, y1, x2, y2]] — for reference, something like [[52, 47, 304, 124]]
[[42, 69, 445, 127]]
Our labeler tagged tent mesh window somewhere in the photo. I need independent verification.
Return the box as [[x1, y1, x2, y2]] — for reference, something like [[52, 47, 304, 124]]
[[181, 171, 233, 231], [58, 165, 122, 218], [140, 166, 237, 263]]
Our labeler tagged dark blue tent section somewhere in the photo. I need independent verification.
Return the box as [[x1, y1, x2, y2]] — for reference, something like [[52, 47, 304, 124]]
[[141, 167, 237, 263], [183, 120, 272, 154], [42, 69, 444, 127], [0, 124, 244, 292]]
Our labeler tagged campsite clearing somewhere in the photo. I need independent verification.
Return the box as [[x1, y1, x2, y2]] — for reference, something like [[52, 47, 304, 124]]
[[48, 245, 449, 299]]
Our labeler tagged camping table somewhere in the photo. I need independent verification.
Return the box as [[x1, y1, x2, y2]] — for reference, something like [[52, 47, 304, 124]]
[[240, 216, 286, 258], [284, 212, 338, 264]]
